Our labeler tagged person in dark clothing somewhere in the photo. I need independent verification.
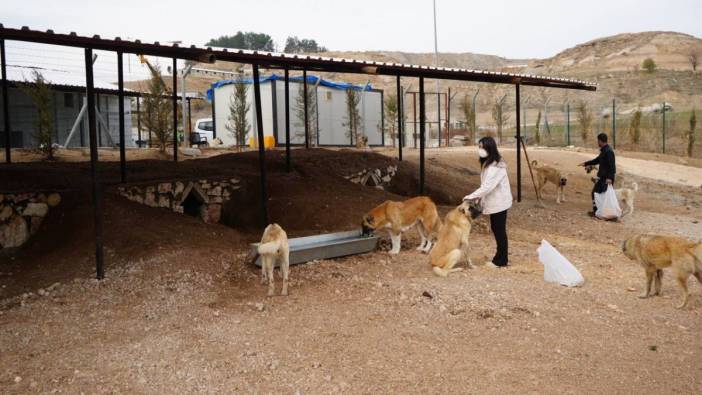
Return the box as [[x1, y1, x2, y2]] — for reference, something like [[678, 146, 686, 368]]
[[579, 133, 616, 216]]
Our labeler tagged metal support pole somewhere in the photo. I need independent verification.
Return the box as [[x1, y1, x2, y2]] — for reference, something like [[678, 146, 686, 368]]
[[211, 93, 216, 140], [566, 102, 570, 146], [612, 98, 616, 149], [252, 64, 269, 224], [85, 48, 104, 280], [472, 89, 479, 144], [662, 102, 666, 154], [172, 58, 178, 161], [1, 39, 10, 163], [413, 92, 417, 148], [148, 105, 152, 145], [419, 77, 426, 195], [137, 96, 142, 146], [515, 84, 522, 203], [303, 69, 309, 149], [437, 91, 442, 147], [284, 67, 291, 172], [187, 98, 192, 134], [446, 88, 451, 146], [396, 75, 403, 160], [117, 51, 126, 183]]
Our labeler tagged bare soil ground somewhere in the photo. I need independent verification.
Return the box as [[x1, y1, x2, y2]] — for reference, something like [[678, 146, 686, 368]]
[[1, 147, 701, 393]]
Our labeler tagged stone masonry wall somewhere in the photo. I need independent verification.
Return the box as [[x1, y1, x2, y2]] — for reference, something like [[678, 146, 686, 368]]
[[0, 192, 61, 249], [117, 178, 240, 224]]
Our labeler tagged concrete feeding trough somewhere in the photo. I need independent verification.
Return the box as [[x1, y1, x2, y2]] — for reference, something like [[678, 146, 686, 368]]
[[250, 229, 378, 267]]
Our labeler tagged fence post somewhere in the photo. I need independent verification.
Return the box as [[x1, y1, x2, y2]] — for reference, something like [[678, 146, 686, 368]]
[[566, 102, 571, 146], [612, 98, 616, 149], [662, 101, 666, 154]]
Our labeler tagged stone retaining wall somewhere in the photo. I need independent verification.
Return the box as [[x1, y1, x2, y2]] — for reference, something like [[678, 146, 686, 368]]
[[0, 192, 61, 249], [344, 165, 398, 190], [117, 178, 240, 224]]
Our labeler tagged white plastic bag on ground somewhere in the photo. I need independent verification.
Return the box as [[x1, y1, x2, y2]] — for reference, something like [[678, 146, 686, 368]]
[[537, 240, 585, 287], [594, 185, 622, 220]]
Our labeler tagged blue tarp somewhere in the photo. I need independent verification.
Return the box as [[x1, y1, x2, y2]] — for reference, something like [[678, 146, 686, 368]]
[[206, 74, 372, 101]]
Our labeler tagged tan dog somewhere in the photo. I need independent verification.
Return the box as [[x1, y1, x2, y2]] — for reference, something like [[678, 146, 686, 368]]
[[532, 160, 568, 204], [615, 182, 638, 217], [430, 201, 482, 277], [362, 196, 441, 254], [621, 234, 702, 308], [257, 223, 290, 296]]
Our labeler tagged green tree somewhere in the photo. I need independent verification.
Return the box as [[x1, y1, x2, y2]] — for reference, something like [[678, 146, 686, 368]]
[[142, 63, 172, 153], [491, 95, 510, 143], [642, 58, 657, 73], [206, 32, 274, 51], [461, 94, 476, 143], [225, 75, 250, 150], [576, 100, 593, 143], [284, 36, 328, 53], [686, 109, 697, 157], [22, 70, 54, 160], [628, 108, 642, 146], [384, 92, 398, 147], [294, 81, 318, 145], [344, 88, 363, 147]]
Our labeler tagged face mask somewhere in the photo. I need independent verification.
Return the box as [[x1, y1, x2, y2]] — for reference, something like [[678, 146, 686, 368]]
[[478, 148, 488, 158]]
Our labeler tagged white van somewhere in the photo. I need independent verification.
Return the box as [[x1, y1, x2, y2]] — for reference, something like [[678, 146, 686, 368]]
[[191, 118, 214, 145]]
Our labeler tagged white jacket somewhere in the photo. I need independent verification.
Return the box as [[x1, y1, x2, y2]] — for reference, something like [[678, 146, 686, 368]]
[[464, 160, 513, 215]]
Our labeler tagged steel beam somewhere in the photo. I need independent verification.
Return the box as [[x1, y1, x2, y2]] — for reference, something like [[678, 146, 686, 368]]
[[84, 48, 104, 279], [117, 51, 126, 183], [396, 75, 403, 161], [515, 83, 522, 202], [172, 58, 178, 161], [1, 39, 10, 163], [284, 67, 291, 172], [303, 69, 309, 149], [419, 77, 426, 195], [252, 64, 269, 224]]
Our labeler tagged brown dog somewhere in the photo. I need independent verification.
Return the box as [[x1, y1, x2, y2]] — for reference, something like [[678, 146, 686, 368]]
[[430, 201, 482, 277], [362, 196, 441, 254], [621, 234, 702, 308], [532, 160, 568, 204]]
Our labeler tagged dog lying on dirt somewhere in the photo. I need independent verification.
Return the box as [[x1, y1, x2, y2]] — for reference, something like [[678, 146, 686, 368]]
[[430, 200, 482, 277], [362, 196, 441, 254], [615, 182, 638, 217], [531, 160, 568, 204], [257, 223, 290, 296], [621, 234, 702, 308]]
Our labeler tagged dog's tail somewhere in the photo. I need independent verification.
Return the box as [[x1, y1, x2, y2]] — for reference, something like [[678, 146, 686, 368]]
[[631, 182, 639, 192], [531, 160, 539, 168], [258, 240, 281, 256]]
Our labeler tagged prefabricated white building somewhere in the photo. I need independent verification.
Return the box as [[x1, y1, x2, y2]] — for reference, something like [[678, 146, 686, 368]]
[[208, 75, 385, 147], [1, 67, 134, 149]]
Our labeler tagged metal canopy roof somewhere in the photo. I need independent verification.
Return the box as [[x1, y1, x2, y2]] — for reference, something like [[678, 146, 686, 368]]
[[0, 24, 597, 91]]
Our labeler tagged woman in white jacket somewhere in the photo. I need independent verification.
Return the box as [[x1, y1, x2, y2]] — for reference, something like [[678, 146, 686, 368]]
[[464, 137, 513, 267]]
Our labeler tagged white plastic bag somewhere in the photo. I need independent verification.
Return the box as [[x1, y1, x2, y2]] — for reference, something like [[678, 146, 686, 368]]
[[537, 240, 585, 287], [594, 185, 622, 220]]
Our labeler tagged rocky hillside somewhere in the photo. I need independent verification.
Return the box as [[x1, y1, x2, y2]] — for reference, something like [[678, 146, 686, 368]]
[[533, 31, 702, 73]]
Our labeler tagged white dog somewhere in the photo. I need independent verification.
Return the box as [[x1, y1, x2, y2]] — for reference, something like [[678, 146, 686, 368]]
[[615, 182, 638, 217], [257, 223, 290, 296]]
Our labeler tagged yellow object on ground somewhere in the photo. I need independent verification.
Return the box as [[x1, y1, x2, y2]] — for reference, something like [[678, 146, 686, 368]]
[[249, 135, 276, 149]]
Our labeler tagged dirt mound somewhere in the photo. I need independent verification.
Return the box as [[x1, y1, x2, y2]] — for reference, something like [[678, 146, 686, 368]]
[[2, 148, 459, 298]]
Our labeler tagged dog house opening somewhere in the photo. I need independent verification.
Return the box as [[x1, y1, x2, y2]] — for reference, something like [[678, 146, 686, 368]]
[[180, 187, 207, 217]]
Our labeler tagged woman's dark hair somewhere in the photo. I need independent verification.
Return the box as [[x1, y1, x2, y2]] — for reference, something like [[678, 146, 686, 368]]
[[478, 136, 502, 168]]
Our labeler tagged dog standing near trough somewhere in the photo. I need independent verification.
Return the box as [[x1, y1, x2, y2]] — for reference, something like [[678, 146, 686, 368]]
[[362, 196, 441, 254], [256, 223, 290, 296]]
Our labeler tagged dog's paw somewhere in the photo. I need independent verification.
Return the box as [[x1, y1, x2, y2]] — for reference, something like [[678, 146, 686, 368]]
[[638, 293, 649, 299]]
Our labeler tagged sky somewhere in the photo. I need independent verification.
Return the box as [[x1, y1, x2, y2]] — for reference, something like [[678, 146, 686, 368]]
[[4, 0, 701, 59]]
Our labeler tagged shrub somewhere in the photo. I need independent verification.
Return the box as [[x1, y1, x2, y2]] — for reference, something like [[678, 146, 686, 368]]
[[642, 58, 657, 73]]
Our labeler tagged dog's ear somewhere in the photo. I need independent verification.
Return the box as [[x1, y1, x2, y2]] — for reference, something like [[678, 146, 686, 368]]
[[363, 215, 373, 225]]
